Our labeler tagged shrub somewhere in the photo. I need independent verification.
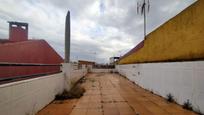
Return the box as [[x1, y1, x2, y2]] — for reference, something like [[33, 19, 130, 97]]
[[55, 84, 85, 100], [183, 99, 193, 110], [166, 93, 174, 102]]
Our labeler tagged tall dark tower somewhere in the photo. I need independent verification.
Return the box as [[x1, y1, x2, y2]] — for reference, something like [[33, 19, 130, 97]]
[[65, 11, 70, 63]]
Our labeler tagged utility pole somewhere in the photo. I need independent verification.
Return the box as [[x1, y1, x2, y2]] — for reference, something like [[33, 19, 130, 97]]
[[137, 0, 150, 40], [65, 11, 70, 63]]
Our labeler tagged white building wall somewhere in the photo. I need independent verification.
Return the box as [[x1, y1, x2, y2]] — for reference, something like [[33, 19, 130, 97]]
[[116, 61, 204, 113]]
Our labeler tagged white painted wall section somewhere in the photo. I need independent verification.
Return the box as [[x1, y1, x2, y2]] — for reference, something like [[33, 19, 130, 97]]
[[62, 63, 87, 91], [0, 73, 64, 115], [0, 63, 88, 115], [116, 61, 204, 113]]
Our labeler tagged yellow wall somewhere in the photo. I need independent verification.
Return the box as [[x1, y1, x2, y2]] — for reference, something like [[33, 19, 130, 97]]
[[119, 0, 204, 64]]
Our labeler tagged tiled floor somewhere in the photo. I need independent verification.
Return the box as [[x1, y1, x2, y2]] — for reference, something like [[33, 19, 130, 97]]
[[37, 73, 197, 115]]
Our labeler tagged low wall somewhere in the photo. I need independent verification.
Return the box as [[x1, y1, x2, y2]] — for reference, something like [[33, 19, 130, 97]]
[[62, 63, 87, 91], [0, 63, 87, 115], [91, 69, 116, 73], [0, 73, 64, 115], [116, 61, 204, 113]]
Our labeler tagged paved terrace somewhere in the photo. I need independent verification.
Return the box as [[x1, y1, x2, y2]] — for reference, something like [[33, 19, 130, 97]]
[[38, 73, 197, 115]]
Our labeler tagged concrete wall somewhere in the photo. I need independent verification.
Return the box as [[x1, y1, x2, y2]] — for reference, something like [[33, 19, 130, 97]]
[[0, 63, 87, 115], [0, 73, 64, 115], [119, 1, 204, 64], [116, 61, 204, 113], [62, 63, 87, 91]]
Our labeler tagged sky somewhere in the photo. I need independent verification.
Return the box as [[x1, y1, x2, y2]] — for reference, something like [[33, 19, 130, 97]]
[[0, 0, 196, 63]]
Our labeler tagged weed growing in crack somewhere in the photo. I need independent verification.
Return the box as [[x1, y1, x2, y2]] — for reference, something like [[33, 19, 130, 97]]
[[183, 99, 193, 110], [166, 93, 174, 102]]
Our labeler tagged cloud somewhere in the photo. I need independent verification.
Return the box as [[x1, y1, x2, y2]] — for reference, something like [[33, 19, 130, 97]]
[[0, 0, 196, 63]]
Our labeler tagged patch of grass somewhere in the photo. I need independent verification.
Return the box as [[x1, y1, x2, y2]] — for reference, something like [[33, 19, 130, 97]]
[[183, 99, 193, 111], [166, 93, 175, 102], [79, 77, 86, 84], [55, 84, 85, 100]]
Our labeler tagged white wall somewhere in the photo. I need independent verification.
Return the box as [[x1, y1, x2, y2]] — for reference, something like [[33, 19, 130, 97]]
[[116, 61, 204, 114], [0, 63, 87, 115], [91, 69, 116, 73], [0, 73, 64, 115], [62, 63, 87, 91]]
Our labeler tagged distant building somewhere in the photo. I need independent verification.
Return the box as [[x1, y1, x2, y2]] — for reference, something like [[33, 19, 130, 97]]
[[0, 21, 63, 78], [78, 60, 95, 66], [78, 60, 95, 72], [109, 57, 120, 65]]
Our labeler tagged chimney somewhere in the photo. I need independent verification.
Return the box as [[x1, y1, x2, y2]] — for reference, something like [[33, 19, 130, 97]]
[[65, 11, 70, 63], [8, 21, 28, 42]]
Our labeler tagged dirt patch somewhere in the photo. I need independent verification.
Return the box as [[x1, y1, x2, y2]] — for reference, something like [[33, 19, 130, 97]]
[[55, 84, 85, 100]]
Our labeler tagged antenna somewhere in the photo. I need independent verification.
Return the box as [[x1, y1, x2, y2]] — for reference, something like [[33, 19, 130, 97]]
[[100, 0, 105, 14], [137, 0, 150, 40]]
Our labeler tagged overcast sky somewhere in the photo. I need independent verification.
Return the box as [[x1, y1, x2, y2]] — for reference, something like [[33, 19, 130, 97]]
[[0, 0, 196, 63]]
